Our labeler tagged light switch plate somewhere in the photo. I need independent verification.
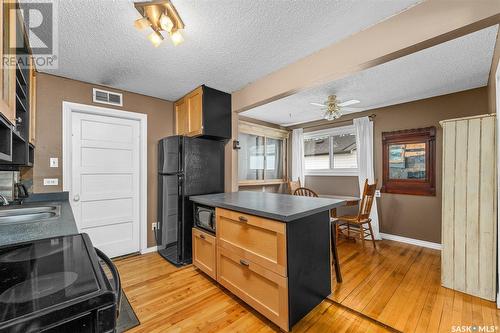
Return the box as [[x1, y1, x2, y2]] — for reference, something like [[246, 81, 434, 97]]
[[44, 178, 59, 186], [50, 158, 58, 168], [375, 190, 381, 197]]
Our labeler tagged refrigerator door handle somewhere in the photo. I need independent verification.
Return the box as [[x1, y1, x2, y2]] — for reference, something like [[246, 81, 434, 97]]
[[178, 175, 183, 196]]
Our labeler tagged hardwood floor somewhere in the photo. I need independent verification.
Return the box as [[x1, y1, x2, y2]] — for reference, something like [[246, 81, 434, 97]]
[[331, 239, 500, 333], [114, 253, 392, 332], [114, 239, 500, 332]]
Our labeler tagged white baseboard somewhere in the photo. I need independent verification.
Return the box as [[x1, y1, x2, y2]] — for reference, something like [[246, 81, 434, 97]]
[[380, 232, 442, 250], [140, 246, 158, 254]]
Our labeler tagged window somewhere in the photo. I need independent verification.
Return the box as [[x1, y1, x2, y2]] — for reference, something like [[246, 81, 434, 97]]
[[381, 127, 436, 196], [238, 121, 288, 185], [304, 125, 358, 176]]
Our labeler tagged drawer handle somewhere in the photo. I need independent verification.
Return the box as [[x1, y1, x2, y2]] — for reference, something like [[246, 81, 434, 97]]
[[239, 259, 250, 266], [199, 234, 206, 240], [238, 216, 248, 223]]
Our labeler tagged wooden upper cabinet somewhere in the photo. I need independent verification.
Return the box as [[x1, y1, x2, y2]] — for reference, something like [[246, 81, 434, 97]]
[[175, 97, 188, 136], [186, 86, 203, 136], [174, 85, 231, 140], [0, 0, 17, 125]]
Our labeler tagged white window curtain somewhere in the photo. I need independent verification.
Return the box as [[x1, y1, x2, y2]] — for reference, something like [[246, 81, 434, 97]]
[[291, 128, 305, 185], [353, 117, 381, 240]]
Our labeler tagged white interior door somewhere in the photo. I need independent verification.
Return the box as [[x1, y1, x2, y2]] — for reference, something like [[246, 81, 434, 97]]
[[71, 112, 141, 258]]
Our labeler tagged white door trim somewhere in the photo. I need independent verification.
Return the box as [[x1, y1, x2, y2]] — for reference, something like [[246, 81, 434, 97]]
[[62, 101, 148, 254]]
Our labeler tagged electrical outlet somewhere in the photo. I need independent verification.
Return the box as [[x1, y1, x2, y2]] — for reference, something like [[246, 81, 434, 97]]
[[152, 222, 157, 231], [43, 178, 58, 186], [375, 190, 381, 197], [50, 158, 58, 168]]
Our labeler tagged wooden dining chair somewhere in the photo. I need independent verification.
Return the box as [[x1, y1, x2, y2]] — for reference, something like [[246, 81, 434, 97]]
[[334, 179, 378, 249], [287, 178, 302, 195], [293, 187, 318, 197]]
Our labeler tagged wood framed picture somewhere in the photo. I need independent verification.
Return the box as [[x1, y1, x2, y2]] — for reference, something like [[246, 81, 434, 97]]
[[381, 127, 436, 196]]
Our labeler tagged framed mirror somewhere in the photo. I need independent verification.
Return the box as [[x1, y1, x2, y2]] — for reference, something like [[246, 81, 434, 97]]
[[381, 127, 436, 196]]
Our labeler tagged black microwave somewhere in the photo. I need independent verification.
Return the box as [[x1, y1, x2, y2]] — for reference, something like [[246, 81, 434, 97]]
[[193, 204, 216, 233]]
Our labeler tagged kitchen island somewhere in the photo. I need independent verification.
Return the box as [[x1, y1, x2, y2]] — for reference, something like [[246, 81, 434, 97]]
[[190, 191, 348, 331]]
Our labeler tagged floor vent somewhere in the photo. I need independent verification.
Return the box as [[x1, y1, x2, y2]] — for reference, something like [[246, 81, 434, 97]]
[[93, 88, 123, 107]]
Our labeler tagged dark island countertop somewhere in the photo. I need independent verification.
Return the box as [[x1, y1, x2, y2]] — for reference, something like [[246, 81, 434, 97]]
[[190, 191, 347, 222], [0, 192, 78, 247]]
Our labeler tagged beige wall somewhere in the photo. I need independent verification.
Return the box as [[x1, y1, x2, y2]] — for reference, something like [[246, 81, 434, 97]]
[[33, 73, 174, 247], [301, 87, 490, 243]]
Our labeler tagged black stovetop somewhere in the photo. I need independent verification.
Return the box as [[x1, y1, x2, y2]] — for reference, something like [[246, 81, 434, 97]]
[[0, 234, 103, 323]]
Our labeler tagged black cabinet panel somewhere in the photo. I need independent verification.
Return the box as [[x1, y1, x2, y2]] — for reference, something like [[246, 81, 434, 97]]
[[201, 85, 232, 141]]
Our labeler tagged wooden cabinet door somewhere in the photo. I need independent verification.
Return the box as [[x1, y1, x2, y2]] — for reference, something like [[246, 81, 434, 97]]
[[216, 208, 287, 276], [186, 86, 203, 136], [217, 246, 289, 331], [192, 228, 216, 279], [175, 98, 188, 135], [28, 58, 36, 144], [0, 1, 17, 124]]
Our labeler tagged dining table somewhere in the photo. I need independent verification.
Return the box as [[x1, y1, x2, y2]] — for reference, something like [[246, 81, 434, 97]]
[[319, 194, 360, 218], [318, 194, 360, 283]]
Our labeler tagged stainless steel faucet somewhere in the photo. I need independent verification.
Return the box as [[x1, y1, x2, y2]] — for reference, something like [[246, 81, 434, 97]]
[[0, 194, 9, 206]]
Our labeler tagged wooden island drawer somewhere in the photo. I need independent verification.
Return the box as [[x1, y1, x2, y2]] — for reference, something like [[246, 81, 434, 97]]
[[192, 228, 216, 279], [217, 246, 289, 331], [216, 208, 287, 276]]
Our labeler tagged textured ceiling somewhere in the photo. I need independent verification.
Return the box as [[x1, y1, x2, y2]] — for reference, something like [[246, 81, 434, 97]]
[[242, 25, 499, 126], [21, 0, 420, 101]]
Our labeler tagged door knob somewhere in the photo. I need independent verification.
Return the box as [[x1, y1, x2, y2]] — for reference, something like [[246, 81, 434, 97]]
[[73, 194, 80, 202]]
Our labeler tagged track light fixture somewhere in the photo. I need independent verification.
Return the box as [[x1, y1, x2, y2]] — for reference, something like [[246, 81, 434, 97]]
[[134, 0, 185, 47]]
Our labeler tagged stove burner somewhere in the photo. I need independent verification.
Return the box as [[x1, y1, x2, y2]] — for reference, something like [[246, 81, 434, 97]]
[[0, 272, 78, 304], [0, 243, 70, 263]]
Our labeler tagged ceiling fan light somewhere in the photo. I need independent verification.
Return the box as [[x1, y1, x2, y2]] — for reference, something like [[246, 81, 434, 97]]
[[134, 17, 150, 31], [324, 110, 341, 121], [148, 30, 164, 47], [170, 30, 184, 46], [159, 13, 174, 32]]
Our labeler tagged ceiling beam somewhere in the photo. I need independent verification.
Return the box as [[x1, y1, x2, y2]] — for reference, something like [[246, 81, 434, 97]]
[[231, 0, 500, 113]]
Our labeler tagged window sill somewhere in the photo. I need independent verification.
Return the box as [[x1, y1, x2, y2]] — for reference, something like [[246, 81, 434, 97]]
[[305, 170, 359, 177], [238, 179, 287, 186]]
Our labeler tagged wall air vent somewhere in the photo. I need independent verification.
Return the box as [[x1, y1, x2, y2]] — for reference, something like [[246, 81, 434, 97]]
[[92, 88, 123, 107]]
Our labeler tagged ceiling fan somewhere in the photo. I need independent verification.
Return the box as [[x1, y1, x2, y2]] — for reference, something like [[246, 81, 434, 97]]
[[310, 95, 361, 121]]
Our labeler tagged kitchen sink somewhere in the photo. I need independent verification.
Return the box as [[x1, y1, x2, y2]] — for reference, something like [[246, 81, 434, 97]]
[[0, 205, 61, 224]]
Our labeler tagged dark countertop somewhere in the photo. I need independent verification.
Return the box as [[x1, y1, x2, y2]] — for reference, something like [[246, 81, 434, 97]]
[[0, 192, 78, 247], [190, 191, 348, 222]]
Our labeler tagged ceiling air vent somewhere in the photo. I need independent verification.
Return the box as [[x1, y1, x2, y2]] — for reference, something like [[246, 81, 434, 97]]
[[93, 88, 123, 107]]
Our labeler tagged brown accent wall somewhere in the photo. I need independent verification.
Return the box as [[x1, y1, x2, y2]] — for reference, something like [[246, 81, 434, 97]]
[[33, 73, 174, 247], [302, 87, 490, 243]]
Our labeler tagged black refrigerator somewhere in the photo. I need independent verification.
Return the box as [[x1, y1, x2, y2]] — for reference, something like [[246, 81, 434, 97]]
[[157, 136, 225, 266]]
